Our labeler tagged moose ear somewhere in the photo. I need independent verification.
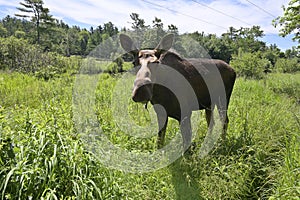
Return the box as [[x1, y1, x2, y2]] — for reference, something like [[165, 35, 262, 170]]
[[155, 33, 174, 54], [120, 34, 138, 53]]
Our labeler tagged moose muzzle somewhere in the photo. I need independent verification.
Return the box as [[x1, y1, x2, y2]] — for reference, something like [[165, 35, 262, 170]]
[[132, 50, 158, 103]]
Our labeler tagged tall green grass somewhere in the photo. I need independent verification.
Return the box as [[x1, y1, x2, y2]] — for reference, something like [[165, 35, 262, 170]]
[[266, 73, 300, 103], [0, 72, 123, 199], [0, 71, 299, 199]]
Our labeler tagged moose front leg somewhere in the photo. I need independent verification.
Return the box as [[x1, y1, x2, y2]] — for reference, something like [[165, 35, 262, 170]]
[[153, 104, 168, 149], [157, 115, 168, 149], [180, 115, 192, 152]]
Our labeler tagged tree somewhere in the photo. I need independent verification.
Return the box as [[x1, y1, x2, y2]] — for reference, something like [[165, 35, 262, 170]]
[[130, 13, 149, 47], [168, 24, 178, 34], [152, 17, 165, 40], [230, 50, 270, 79], [152, 17, 163, 29], [1, 15, 33, 38], [130, 13, 147, 31], [79, 29, 90, 55], [103, 22, 118, 37], [0, 24, 7, 37], [273, 0, 300, 44], [285, 46, 299, 58], [15, 0, 54, 44], [262, 44, 283, 67]]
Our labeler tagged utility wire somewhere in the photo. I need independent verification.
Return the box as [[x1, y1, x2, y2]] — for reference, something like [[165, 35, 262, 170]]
[[244, 0, 277, 18], [191, 0, 253, 26], [141, 0, 228, 30]]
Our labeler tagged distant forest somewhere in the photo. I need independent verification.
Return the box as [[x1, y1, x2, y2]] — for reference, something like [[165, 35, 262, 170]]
[[0, 0, 299, 78]]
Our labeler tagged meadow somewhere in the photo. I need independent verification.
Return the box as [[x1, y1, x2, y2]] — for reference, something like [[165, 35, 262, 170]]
[[0, 69, 299, 199]]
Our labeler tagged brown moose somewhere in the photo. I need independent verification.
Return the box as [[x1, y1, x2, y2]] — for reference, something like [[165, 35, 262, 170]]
[[120, 33, 236, 152]]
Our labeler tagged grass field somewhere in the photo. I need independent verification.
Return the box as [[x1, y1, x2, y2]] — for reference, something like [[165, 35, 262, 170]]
[[0, 71, 299, 199]]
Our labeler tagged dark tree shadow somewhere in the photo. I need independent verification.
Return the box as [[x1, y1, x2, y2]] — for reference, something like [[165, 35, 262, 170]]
[[169, 156, 203, 200]]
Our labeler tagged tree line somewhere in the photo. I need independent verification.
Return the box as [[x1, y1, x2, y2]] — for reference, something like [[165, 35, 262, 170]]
[[0, 0, 299, 79]]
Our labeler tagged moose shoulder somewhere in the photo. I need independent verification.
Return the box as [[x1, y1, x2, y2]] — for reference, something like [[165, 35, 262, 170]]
[[120, 33, 236, 152]]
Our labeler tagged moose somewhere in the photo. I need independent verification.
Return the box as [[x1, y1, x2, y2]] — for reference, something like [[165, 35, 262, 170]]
[[120, 33, 236, 152]]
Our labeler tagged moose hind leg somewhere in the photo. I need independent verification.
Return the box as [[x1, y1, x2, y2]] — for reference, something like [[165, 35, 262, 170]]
[[221, 113, 229, 140], [205, 108, 215, 132], [217, 104, 228, 140]]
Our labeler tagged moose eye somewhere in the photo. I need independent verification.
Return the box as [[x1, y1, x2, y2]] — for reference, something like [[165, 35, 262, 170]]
[[122, 53, 135, 62]]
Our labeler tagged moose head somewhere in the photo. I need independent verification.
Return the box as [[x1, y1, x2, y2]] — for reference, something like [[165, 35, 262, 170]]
[[120, 34, 174, 103]]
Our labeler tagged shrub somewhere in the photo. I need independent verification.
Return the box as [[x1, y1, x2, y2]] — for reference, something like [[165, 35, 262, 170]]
[[274, 58, 300, 73], [0, 36, 36, 71], [105, 57, 124, 74], [0, 36, 82, 79], [230, 51, 270, 79], [0, 36, 52, 73]]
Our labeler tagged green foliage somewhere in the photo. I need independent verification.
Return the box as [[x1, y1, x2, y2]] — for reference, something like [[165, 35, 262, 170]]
[[187, 26, 266, 62], [0, 24, 7, 37], [0, 12, 293, 69], [273, 0, 300, 44], [230, 50, 270, 79], [105, 57, 124, 74], [262, 44, 284, 66], [0, 36, 81, 79], [0, 36, 42, 72], [14, 30, 26, 39], [274, 57, 300, 73]]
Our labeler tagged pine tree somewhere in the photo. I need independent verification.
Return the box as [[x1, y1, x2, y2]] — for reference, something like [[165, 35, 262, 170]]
[[15, 0, 54, 44]]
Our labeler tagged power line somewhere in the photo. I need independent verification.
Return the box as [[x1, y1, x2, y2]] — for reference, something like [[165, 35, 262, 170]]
[[244, 0, 277, 18], [191, 0, 253, 26], [141, 0, 228, 30]]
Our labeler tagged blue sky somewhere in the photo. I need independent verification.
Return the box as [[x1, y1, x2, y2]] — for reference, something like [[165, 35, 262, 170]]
[[0, 0, 297, 50]]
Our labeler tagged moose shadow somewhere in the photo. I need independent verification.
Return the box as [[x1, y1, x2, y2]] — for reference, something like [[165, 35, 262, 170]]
[[169, 156, 203, 200]]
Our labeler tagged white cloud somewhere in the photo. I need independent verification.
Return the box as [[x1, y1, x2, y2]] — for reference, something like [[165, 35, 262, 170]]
[[48, 0, 291, 35], [0, 0, 290, 34], [0, 0, 19, 7]]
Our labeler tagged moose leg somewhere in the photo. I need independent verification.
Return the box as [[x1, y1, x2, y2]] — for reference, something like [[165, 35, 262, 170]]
[[180, 115, 192, 152], [157, 114, 168, 149], [205, 108, 215, 132], [219, 110, 229, 140], [153, 104, 168, 149], [216, 103, 228, 140]]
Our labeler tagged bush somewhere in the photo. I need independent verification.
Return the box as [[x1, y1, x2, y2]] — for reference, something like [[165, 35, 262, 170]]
[[105, 57, 124, 74], [230, 51, 270, 79], [0, 36, 52, 73], [0, 37, 36, 71], [274, 58, 300, 73], [0, 36, 82, 79]]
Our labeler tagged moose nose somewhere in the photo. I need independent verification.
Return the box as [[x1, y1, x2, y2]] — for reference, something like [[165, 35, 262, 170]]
[[131, 82, 153, 103], [132, 94, 139, 102]]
